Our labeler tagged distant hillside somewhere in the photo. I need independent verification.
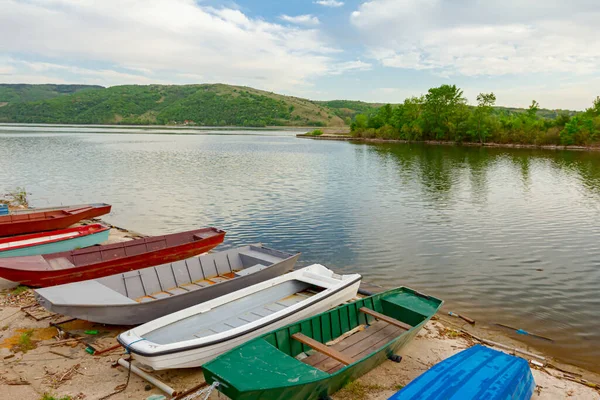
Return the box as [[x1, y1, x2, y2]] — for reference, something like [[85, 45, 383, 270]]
[[0, 83, 577, 127], [0, 84, 347, 127], [494, 106, 578, 119], [0, 84, 103, 105], [314, 100, 380, 123]]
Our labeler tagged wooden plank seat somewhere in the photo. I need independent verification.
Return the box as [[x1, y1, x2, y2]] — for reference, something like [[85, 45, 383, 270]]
[[359, 307, 412, 331], [292, 333, 355, 366], [300, 321, 403, 373], [299, 310, 413, 374]]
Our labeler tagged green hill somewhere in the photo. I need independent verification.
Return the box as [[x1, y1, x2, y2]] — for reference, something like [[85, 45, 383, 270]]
[[314, 100, 380, 123], [494, 106, 578, 119], [0, 83, 574, 127], [0, 84, 349, 127], [0, 84, 103, 105]]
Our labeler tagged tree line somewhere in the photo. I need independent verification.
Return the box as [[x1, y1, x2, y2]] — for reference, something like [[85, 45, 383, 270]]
[[351, 84, 600, 146]]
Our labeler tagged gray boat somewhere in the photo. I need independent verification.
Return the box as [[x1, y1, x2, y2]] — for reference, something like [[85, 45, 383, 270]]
[[34, 244, 300, 325]]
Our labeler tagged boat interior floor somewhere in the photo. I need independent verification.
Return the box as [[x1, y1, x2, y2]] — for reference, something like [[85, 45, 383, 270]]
[[134, 271, 239, 303], [299, 320, 403, 374], [189, 289, 320, 340], [143, 281, 324, 345]]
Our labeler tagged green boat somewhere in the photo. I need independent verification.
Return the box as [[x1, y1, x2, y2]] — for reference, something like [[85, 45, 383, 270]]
[[202, 287, 443, 400]]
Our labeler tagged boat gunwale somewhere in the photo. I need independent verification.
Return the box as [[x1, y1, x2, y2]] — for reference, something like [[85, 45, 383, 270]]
[[8, 203, 111, 215], [118, 270, 362, 357], [0, 206, 93, 224], [0, 224, 109, 252], [39, 246, 301, 308]]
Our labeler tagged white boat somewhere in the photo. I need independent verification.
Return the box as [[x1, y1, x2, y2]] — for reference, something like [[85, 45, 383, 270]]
[[117, 264, 362, 370]]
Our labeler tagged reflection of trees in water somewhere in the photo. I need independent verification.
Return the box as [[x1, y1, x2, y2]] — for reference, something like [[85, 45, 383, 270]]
[[549, 151, 600, 196], [366, 144, 460, 203], [363, 142, 600, 201]]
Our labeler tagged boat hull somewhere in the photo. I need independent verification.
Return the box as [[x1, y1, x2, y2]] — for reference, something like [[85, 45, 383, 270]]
[[388, 345, 535, 400], [126, 279, 361, 369], [0, 204, 112, 237], [203, 287, 443, 400], [0, 228, 225, 287], [0, 225, 110, 258], [35, 246, 300, 325]]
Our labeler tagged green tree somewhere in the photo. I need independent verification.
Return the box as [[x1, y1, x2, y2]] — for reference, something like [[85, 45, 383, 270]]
[[527, 100, 540, 119], [351, 114, 368, 131], [423, 84, 468, 140], [392, 96, 425, 140], [378, 104, 393, 125], [586, 96, 600, 116], [468, 92, 496, 143]]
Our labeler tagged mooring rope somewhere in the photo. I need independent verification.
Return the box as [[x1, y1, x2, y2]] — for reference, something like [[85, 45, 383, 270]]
[[178, 382, 219, 400], [98, 355, 133, 400]]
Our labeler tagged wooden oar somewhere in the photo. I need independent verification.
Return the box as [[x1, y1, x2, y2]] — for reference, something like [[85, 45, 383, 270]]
[[448, 311, 475, 324], [495, 323, 554, 342]]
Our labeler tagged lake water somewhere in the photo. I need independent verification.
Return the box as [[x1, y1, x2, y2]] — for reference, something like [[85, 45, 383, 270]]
[[1, 125, 600, 371]]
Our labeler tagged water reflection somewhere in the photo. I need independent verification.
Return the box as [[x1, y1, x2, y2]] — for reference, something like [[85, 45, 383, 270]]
[[359, 142, 600, 371], [1, 131, 600, 371]]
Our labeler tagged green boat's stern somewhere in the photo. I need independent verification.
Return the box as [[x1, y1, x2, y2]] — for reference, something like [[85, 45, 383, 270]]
[[380, 288, 443, 328], [203, 338, 328, 400]]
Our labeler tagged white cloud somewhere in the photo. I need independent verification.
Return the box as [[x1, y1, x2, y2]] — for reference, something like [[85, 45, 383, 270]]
[[12, 61, 163, 84], [351, 0, 600, 77], [328, 60, 372, 75], [464, 79, 600, 111], [314, 0, 344, 7], [279, 14, 320, 26], [0, 65, 15, 75], [0, 0, 339, 89]]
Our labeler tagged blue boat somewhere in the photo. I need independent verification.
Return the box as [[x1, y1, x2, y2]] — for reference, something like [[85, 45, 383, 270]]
[[0, 224, 110, 258], [0, 204, 8, 216], [389, 345, 535, 400]]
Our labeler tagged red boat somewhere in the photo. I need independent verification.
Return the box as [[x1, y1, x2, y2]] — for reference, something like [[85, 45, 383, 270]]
[[0, 204, 112, 237], [0, 227, 226, 287]]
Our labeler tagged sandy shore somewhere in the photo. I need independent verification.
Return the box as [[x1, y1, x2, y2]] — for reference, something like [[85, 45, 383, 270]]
[[1, 224, 598, 399]]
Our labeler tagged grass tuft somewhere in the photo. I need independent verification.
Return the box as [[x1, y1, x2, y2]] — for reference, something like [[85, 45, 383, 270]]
[[306, 129, 324, 136], [11, 285, 29, 295], [41, 394, 71, 400], [17, 329, 35, 353], [335, 381, 386, 400]]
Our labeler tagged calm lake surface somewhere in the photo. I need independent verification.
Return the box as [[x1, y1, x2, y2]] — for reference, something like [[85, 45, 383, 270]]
[[1, 125, 600, 371]]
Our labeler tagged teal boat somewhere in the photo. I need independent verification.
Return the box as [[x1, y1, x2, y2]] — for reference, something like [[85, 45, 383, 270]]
[[0, 224, 110, 258], [203, 287, 443, 400]]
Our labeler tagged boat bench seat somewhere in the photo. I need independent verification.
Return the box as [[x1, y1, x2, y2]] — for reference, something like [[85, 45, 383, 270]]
[[300, 320, 404, 374], [292, 333, 355, 365], [359, 307, 412, 331], [238, 250, 282, 266], [47, 257, 76, 270], [235, 264, 268, 277]]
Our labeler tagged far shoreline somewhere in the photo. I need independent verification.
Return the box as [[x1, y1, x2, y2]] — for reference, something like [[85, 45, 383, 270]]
[[297, 132, 600, 152]]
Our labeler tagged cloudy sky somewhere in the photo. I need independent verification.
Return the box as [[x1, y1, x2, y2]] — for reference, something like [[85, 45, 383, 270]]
[[1, 0, 599, 109]]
